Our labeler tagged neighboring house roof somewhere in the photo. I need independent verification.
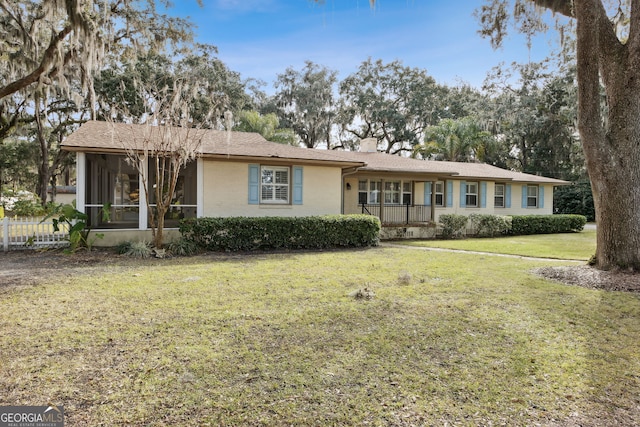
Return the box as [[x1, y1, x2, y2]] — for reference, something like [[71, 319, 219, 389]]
[[61, 121, 365, 168], [330, 151, 569, 185], [62, 121, 568, 185]]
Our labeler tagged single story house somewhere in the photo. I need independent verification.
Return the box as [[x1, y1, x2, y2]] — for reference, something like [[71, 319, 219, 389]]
[[61, 121, 568, 244]]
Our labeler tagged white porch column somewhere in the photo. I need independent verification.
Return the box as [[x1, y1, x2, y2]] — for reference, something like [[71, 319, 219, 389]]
[[197, 157, 204, 218], [139, 155, 148, 230], [76, 152, 86, 212]]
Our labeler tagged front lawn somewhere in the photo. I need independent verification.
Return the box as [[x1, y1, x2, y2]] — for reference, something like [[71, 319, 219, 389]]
[[399, 229, 597, 260], [1, 246, 638, 425]]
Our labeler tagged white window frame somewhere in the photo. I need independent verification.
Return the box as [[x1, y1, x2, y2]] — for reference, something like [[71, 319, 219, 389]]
[[466, 182, 478, 207], [358, 179, 413, 205], [261, 166, 290, 204], [384, 181, 401, 204], [368, 181, 381, 204], [435, 181, 444, 207], [527, 185, 539, 208], [358, 180, 368, 205], [494, 183, 505, 208], [402, 182, 412, 205]]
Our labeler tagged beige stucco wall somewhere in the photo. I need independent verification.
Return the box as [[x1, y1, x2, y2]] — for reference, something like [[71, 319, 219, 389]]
[[89, 228, 182, 247], [203, 160, 343, 217], [433, 182, 555, 220], [344, 175, 556, 220]]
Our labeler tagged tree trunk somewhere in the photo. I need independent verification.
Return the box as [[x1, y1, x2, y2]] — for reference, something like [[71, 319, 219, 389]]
[[34, 95, 50, 206], [574, 0, 640, 270]]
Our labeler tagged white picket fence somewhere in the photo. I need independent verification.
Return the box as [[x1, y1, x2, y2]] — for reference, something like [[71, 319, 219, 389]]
[[1, 216, 70, 252]]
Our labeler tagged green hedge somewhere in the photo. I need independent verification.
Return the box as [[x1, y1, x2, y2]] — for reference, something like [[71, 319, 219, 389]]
[[179, 215, 381, 251], [509, 214, 587, 235]]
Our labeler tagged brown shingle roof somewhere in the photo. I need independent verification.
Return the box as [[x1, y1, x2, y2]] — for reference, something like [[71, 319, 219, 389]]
[[329, 151, 569, 184], [62, 121, 568, 184], [61, 121, 365, 167]]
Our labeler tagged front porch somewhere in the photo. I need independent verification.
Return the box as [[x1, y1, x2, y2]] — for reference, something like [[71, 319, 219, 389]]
[[360, 203, 432, 225]]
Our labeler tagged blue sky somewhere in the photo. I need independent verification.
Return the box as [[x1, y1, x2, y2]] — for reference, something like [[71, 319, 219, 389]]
[[169, 1, 560, 94]]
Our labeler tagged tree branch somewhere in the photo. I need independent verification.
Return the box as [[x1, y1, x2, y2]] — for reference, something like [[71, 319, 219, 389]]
[[0, 25, 73, 99], [529, 0, 574, 17]]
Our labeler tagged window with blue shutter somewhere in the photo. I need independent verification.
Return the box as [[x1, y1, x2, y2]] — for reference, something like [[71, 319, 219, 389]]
[[293, 166, 303, 205], [248, 164, 259, 204], [424, 182, 432, 206], [446, 181, 453, 207], [460, 181, 467, 207]]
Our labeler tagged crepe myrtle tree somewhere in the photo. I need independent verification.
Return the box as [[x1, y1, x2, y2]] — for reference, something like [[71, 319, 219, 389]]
[[107, 78, 223, 249]]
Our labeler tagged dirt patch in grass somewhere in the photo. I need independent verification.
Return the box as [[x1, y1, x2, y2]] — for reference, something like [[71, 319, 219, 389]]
[[534, 265, 640, 292]]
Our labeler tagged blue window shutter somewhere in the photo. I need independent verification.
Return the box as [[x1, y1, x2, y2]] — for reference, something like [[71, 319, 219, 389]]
[[480, 182, 487, 208], [293, 166, 303, 205], [248, 164, 259, 204], [460, 181, 467, 208], [522, 185, 528, 208], [446, 181, 453, 207], [539, 185, 544, 209], [505, 184, 512, 208], [424, 182, 432, 206]]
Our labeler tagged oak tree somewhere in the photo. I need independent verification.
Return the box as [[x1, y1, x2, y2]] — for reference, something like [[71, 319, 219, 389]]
[[478, 0, 639, 270]]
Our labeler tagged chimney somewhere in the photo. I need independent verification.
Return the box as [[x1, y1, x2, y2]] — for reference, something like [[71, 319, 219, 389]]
[[359, 138, 378, 153]]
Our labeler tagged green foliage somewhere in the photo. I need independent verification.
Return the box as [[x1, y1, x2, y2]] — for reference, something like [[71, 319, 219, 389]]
[[469, 213, 512, 237], [338, 58, 444, 153], [45, 203, 104, 252], [419, 117, 496, 162], [179, 215, 381, 251], [123, 241, 153, 258], [0, 190, 42, 216], [275, 61, 337, 148], [438, 214, 468, 239], [553, 181, 595, 222], [167, 237, 199, 256], [234, 110, 298, 145], [509, 214, 586, 235], [116, 241, 132, 255]]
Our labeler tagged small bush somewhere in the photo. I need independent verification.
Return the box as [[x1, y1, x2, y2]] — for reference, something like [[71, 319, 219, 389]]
[[116, 241, 132, 255], [1, 190, 44, 216], [439, 214, 468, 239], [509, 214, 587, 235], [124, 241, 152, 258], [168, 238, 199, 257], [469, 214, 512, 237], [179, 215, 380, 252]]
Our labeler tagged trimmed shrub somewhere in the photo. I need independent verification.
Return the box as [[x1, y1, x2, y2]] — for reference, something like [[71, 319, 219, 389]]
[[179, 215, 380, 252], [509, 214, 587, 235], [439, 214, 468, 239], [469, 214, 512, 237]]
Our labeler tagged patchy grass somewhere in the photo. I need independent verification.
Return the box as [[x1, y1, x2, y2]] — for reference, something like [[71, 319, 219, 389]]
[[1, 247, 639, 426], [399, 230, 597, 260]]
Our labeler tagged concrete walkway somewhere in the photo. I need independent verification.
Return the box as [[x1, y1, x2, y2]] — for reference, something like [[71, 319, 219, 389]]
[[379, 242, 585, 263]]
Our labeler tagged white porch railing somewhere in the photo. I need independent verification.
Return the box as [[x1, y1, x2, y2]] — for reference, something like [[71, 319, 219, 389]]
[[1, 216, 70, 252]]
